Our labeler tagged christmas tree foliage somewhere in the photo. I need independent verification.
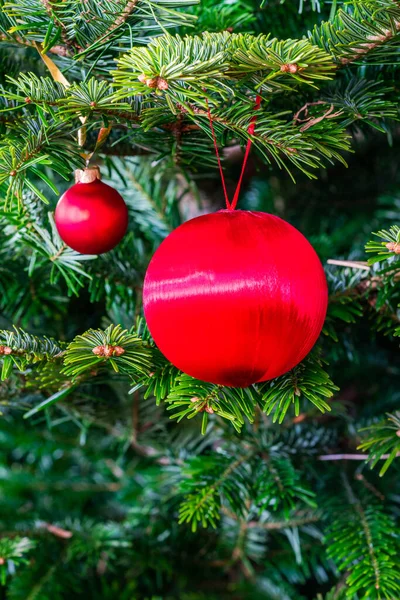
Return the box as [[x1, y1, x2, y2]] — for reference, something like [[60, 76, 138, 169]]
[[1, 0, 400, 597]]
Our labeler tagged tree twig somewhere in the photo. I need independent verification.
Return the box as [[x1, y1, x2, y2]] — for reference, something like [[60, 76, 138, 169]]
[[327, 259, 371, 271], [340, 19, 400, 65], [39, 0, 82, 51], [0, 34, 72, 57], [318, 452, 400, 461], [102, 0, 140, 44]]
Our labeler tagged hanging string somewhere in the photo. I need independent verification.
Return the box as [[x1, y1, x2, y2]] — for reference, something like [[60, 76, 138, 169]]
[[230, 94, 261, 210], [205, 94, 262, 211], [205, 96, 230, 210]]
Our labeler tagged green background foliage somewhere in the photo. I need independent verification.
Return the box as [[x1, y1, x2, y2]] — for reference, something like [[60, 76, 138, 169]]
[[0, 0, 399, 598]]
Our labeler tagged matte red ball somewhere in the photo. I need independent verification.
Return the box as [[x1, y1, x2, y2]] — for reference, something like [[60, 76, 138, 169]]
[[143, 210, 328, 387], [55, 177, 128, 254]]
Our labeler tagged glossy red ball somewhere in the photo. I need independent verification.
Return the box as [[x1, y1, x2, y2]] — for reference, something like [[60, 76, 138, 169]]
[[143, 210, 328, 387], [55, 179, 128, 254]]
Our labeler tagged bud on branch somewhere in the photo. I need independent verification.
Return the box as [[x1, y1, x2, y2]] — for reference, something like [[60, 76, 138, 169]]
[[0, 346, 12, 355], [92, 345, 125, 358]]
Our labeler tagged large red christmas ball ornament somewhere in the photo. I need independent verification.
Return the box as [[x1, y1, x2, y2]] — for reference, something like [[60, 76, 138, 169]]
[[143, 210, 328, 388], [55, 166, 128, 254]]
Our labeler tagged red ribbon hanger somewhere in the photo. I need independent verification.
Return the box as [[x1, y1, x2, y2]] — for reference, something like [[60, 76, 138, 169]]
[[205, 94, 262, 211]]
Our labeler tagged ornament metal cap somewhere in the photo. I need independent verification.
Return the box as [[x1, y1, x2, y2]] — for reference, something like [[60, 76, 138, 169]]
[[74, 165, 101, 184]]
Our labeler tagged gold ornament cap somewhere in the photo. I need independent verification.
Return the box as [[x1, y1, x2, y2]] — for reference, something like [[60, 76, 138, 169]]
[[74, 166, 101, 184]]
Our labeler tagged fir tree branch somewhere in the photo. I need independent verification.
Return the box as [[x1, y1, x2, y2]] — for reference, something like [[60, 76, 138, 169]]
[[311, 0, 400, 65], [222, 507, 321, 530], [0, 34, 71, 56], [0, 537, 36, 584], [178, 451, 254, 531], [101, 0, 139, 44], [327, 474, 400, 599], [254, 455, 317, 516], [358, 412, 400, 475], [340, 17, 400, 65], [247, 515, 321, 530], [342, 474, 381, 593], [26, 564, 58, 600], [39, 0, 81, 51]]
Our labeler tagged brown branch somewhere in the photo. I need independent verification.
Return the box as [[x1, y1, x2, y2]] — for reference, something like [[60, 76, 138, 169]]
[[355, 473, 385, 501], [106, 0, 139, 37], [2, 91, 141, 126], [39, 0, 81, 51], [2, 0, 140, 57], [0, 34, 72, 57], [292, 20, 400, 125], [342, 473, 382, 592], [294, 103, 344, 132], [340, 19, 400, 65], [44, 523, 73, 539], [293, 100, 326, 123], [187, 452, 254, 519], [247, 515, 320, 529], [50, 243, 67, 262], [131, 389, 139, 444], [85, 0, 139, 49], [222, 507, 321, 530], [173, 113, 183, 165], [327, 259, 370, 271], [318, 452, 400, 461], [231, 519, 255, 581], [328, 262, 400, 324]]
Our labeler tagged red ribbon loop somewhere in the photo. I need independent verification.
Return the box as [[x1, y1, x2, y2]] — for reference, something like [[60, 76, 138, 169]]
[[205, 94, 262, 211]]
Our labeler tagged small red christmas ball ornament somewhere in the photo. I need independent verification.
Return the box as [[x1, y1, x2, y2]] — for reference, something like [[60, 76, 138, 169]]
[[55, 166, 128, 254], [143, 210, 328, 388]]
